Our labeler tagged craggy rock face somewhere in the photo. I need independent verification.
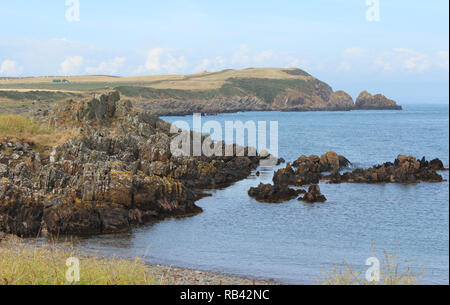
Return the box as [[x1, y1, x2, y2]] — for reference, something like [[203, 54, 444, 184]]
[[328, 91, 354, 110], [325, 155, 446, 184], [0, 92, 261, 237], [273, 151, 351, 186], [132, 85, 399, 115], [298, 185, 327, 203], [248, 183, 305, 203], [355, 91, 402, 110]]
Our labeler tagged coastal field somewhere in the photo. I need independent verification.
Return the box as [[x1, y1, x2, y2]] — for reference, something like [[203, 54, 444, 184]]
[[0, 68, 310, 91], [0, 68, 322, 114]]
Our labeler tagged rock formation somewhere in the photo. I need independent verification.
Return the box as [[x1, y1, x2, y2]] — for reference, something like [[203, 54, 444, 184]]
[[273, 151, 351, 186], [0, 92, 261, 237], [324, 155, 446, 184], [298, 185, 327, 203], [248, 183, 305, 203], [355, 91, 402, 110], [254, 152, 446, 204]]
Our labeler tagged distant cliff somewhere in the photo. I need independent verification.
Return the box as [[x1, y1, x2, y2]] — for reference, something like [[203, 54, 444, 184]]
[[0, 68, 402, 115], [115, 68, 402, 115]]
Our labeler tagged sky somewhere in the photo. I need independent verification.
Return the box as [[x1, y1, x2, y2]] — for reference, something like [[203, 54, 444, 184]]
[[0, 0, 448, 103]]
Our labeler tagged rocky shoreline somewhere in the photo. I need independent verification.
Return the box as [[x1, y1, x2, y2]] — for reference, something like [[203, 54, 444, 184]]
[[137, 90, 402, 116], [0, 91, 268, 237], [142, 263, 279, 285]]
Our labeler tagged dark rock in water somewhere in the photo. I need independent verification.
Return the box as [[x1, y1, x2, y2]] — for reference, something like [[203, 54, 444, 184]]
[[248, 183, 304, 203], [298, 185, 327, 203], [0, 91, 261, 237], [324, 155, 446, 184], [274, 151, 351, 186], [429, 158, 445, 170]]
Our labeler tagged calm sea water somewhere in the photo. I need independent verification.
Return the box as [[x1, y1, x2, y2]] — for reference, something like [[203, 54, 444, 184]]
[[72, 104, 449, 284]]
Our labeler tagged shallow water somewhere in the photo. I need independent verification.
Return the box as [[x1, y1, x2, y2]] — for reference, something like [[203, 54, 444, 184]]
[[71, 105, 449, 284]]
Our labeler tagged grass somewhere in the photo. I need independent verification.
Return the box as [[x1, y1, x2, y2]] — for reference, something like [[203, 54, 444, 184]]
[[117, 76, 322, 104], [0, 114, 53, 136], [0, 90, 82, 101], [317, 249, 426, 285], [0, 68, 313, 92], [0, 114, 77, 147], [0, 68, 321, 106], [0, 238, 159, 285]]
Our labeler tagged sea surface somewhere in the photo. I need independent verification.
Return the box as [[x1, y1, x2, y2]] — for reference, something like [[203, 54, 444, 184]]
[[68, 104, 449, 284]]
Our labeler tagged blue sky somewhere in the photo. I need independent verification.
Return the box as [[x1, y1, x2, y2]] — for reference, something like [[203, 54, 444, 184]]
[[0, 0, 448, 103]]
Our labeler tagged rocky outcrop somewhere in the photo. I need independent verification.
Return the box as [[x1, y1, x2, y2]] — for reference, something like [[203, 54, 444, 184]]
[[0, 92, 262, 237], [355, 91, 402, 110], [298, 185, 327, 203], [324, 155, 446, 184], [265, 153, 446, 204], [119, 77, 401, 115], [139, 96, 270, 116], [273, 151, 351, 186], [248, 183, 304, 203], [328, 91, 355, 110]]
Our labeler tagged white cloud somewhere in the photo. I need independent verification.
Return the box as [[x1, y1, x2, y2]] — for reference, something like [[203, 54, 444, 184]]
[[437, 50, 449, 69], [194, 56, 226, 73], [163, 54, 187, 73], [339, 61, 351, 71], [85, 57, 126, 75], [145, 48, 164, 71], [375, 55, 392, 71], [254, 50, 274, 63], [342, 47, 365, 58], [60, 56, 84, 75], [0, 60, 22, 76], [232, 44, 251, 66], [374, 48, 431, 72], [393, 48, 430, 72]]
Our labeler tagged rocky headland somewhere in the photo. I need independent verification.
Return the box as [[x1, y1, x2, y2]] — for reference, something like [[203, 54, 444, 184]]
[[0, 91, 264, 237], [1, 68, 402, 116], [115, 69, 402, 115]]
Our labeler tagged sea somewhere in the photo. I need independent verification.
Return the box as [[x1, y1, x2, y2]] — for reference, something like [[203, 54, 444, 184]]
[[68, 104, 449, 284]]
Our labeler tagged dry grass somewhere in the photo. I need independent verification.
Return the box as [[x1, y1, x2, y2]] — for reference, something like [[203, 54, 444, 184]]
[[0, 68, 312, 91], [0, 114, 53, 135], [0, 114, 78, 147], [0, 74, 184, 85], [0, 238, 159, 285], [318, 249, 426, 285]]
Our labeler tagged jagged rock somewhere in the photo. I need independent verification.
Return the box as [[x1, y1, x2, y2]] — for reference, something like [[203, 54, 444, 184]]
[[274, 152, 351, 186], [325, 155, 446, 184], [298, 185, 327, 203], [248, 183, 304, 203], [355, 91, 402, 110], [328, 91, 354, 110], [0, 91, 261, 237]]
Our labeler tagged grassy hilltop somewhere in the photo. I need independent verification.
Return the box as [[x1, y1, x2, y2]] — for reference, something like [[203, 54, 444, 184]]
[[0, 67, 401, 115]]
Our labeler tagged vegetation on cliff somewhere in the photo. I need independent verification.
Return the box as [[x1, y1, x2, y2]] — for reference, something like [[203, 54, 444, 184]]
[[0, 68, 401, 115]]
